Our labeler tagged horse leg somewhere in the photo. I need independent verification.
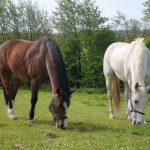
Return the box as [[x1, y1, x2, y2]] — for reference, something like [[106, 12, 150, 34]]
[[106, 76, 115, 119], [0, 73, 16, 119], [10, 78, 21, 116], [124, 83, 131, 120], [29, 79, 39, 122]]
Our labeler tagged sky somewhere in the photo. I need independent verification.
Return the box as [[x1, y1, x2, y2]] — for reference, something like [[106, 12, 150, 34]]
[[35, 0, 145, 20], [14, 0, 145, 20]]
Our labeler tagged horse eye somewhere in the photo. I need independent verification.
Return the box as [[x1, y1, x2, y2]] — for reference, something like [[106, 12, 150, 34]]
[[134, 100, 138, 104]]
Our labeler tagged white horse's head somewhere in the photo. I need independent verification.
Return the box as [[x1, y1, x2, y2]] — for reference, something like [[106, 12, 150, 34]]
[[128, 83, 147, 125]]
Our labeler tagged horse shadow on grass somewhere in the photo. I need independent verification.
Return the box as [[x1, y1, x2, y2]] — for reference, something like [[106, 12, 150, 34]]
[[12, 116, 150, 137], [67, 120, 126, 134], [13, 116, 54, 127], [16, 116, 119, 134], [27, 117, 126, 135]]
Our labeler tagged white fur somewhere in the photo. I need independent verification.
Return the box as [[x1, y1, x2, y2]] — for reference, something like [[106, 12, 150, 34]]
[[7, 108, 16, 119], [7, 100, 16, 119], [103, 38, 150, 124], [63, 101, 68, 128], [55, 101, 68, 128]]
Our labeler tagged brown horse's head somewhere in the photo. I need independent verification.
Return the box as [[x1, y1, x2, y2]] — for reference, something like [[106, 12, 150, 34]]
[[49, 88, 73, 129]]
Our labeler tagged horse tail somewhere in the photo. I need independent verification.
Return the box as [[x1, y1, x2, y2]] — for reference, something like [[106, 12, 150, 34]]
[[112, 77, 120, 112]]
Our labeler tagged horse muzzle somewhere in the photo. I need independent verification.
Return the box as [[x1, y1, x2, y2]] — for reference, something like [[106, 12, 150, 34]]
[[132, 120, 144, 125], [56, 119, 68, 129]]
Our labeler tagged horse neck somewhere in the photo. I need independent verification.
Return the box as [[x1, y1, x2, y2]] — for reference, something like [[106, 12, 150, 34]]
[[45, 41, 70, 95], [145, 48, 150, 74], [131, 43, 147, 91]]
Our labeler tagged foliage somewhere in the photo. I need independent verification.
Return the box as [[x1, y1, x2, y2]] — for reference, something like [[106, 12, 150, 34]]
[[0, 89, 150, 149], [145, 36, 150, 49], [0, 0, 149, 88], [143, 0, 150, 21], [53, 0, 114, 87], [0, 0, 52, 43], [111, 11, 144, 42], [82, 29, 117, 87]]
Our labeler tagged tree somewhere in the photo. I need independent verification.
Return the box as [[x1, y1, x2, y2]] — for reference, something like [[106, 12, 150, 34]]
[[111, 11, 143, 42], [52, 0, 108, 87], [0, 0, 53, 42], [18, 0, 51, 40], [83, 29, 116, 87], [6, 0, 22, 38], [143, 0, 150, 21], [52, 0, 83, 87], [0, 0, 10, 42]]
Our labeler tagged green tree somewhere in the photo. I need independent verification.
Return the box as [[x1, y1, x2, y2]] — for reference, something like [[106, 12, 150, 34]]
[[0, 0, 52, 42], [83, 29, 116, 87], [53, 0, 84, 87], [53, 0, 108, 87], [143, 0, 150, 21], [0, 0, 10, 42]]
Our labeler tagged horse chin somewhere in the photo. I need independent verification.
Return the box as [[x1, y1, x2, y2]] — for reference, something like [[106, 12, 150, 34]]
[[132, 120, 144, 125], [132, 117, 144, 125]]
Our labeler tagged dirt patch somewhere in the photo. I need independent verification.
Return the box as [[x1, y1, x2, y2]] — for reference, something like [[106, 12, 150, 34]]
[[14, 144, 24, 149], [74, 122, 82, 125], [46, 132, 58, 139]]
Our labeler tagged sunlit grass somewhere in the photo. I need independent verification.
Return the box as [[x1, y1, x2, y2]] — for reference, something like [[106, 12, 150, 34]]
[[0, 88, 150, 150]]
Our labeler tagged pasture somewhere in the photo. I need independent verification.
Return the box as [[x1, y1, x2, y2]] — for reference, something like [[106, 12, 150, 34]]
[[0, 88, 150, 150]]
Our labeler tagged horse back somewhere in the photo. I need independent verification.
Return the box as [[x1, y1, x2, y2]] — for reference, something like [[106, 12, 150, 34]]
[[103, 42, 132, 82], [0, 39, 49, 81]]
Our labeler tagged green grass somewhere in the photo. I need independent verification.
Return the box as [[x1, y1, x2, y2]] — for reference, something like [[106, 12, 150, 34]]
[[0, 89, 150, 150]]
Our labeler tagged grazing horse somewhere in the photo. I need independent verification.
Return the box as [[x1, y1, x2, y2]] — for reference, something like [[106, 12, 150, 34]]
[[103, 38, 150, 124], [0, 36, 72, 129]]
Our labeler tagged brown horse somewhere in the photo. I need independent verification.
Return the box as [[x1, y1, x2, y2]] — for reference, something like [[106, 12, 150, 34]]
[[0, 36, 73, 129]]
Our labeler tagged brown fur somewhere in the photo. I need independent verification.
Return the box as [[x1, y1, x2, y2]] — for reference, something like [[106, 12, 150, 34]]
[[0, 36, 70, 128]]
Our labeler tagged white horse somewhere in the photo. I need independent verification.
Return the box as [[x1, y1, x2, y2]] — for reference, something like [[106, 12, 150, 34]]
[[103, 38, 150, 124]]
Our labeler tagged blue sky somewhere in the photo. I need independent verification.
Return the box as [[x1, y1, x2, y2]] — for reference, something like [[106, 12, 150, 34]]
[[14, 0, 145, 20]]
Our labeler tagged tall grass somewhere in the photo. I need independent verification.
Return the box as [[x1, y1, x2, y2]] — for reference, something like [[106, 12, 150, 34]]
[[0, 88, 149, 150]]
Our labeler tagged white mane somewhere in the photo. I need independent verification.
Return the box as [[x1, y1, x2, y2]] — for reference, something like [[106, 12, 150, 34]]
[[133, 38, 144, 44]]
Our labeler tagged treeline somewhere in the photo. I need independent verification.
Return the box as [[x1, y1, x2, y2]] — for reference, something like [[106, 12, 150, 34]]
[[0, 0, 52, 42], [0, 0, 150, 88]]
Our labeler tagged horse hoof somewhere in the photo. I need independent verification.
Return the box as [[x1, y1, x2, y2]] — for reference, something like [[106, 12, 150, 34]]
[[109, 114, 115, 119], [28, 119, 34, 123], [10, 115, 17, 120]]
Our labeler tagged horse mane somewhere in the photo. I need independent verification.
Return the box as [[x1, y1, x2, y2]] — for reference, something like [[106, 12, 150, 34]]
[[129, 38, 146, 55], [43, 37, 70, 94], [134, 38, 144, 43], [131, 38, 145, 48]]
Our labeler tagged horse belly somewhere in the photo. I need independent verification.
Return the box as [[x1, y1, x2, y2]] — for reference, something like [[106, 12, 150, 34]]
[[110, 45, 130, 82], [113, 69, 126, 81]]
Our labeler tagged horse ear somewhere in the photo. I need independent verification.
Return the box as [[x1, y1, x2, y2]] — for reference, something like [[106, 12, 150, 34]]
[[56, 88, 61, 95], [135, 83, 139, 90], [135, 83, 142, 90]]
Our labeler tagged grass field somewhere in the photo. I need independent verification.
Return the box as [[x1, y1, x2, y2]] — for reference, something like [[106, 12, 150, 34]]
[[0, 88, 150, 150]]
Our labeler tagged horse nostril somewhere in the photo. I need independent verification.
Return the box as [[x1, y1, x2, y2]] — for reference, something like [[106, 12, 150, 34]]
[[132, 120, 136, 125], [56, 124, 65, 129], [61, 124, 64, 129]]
